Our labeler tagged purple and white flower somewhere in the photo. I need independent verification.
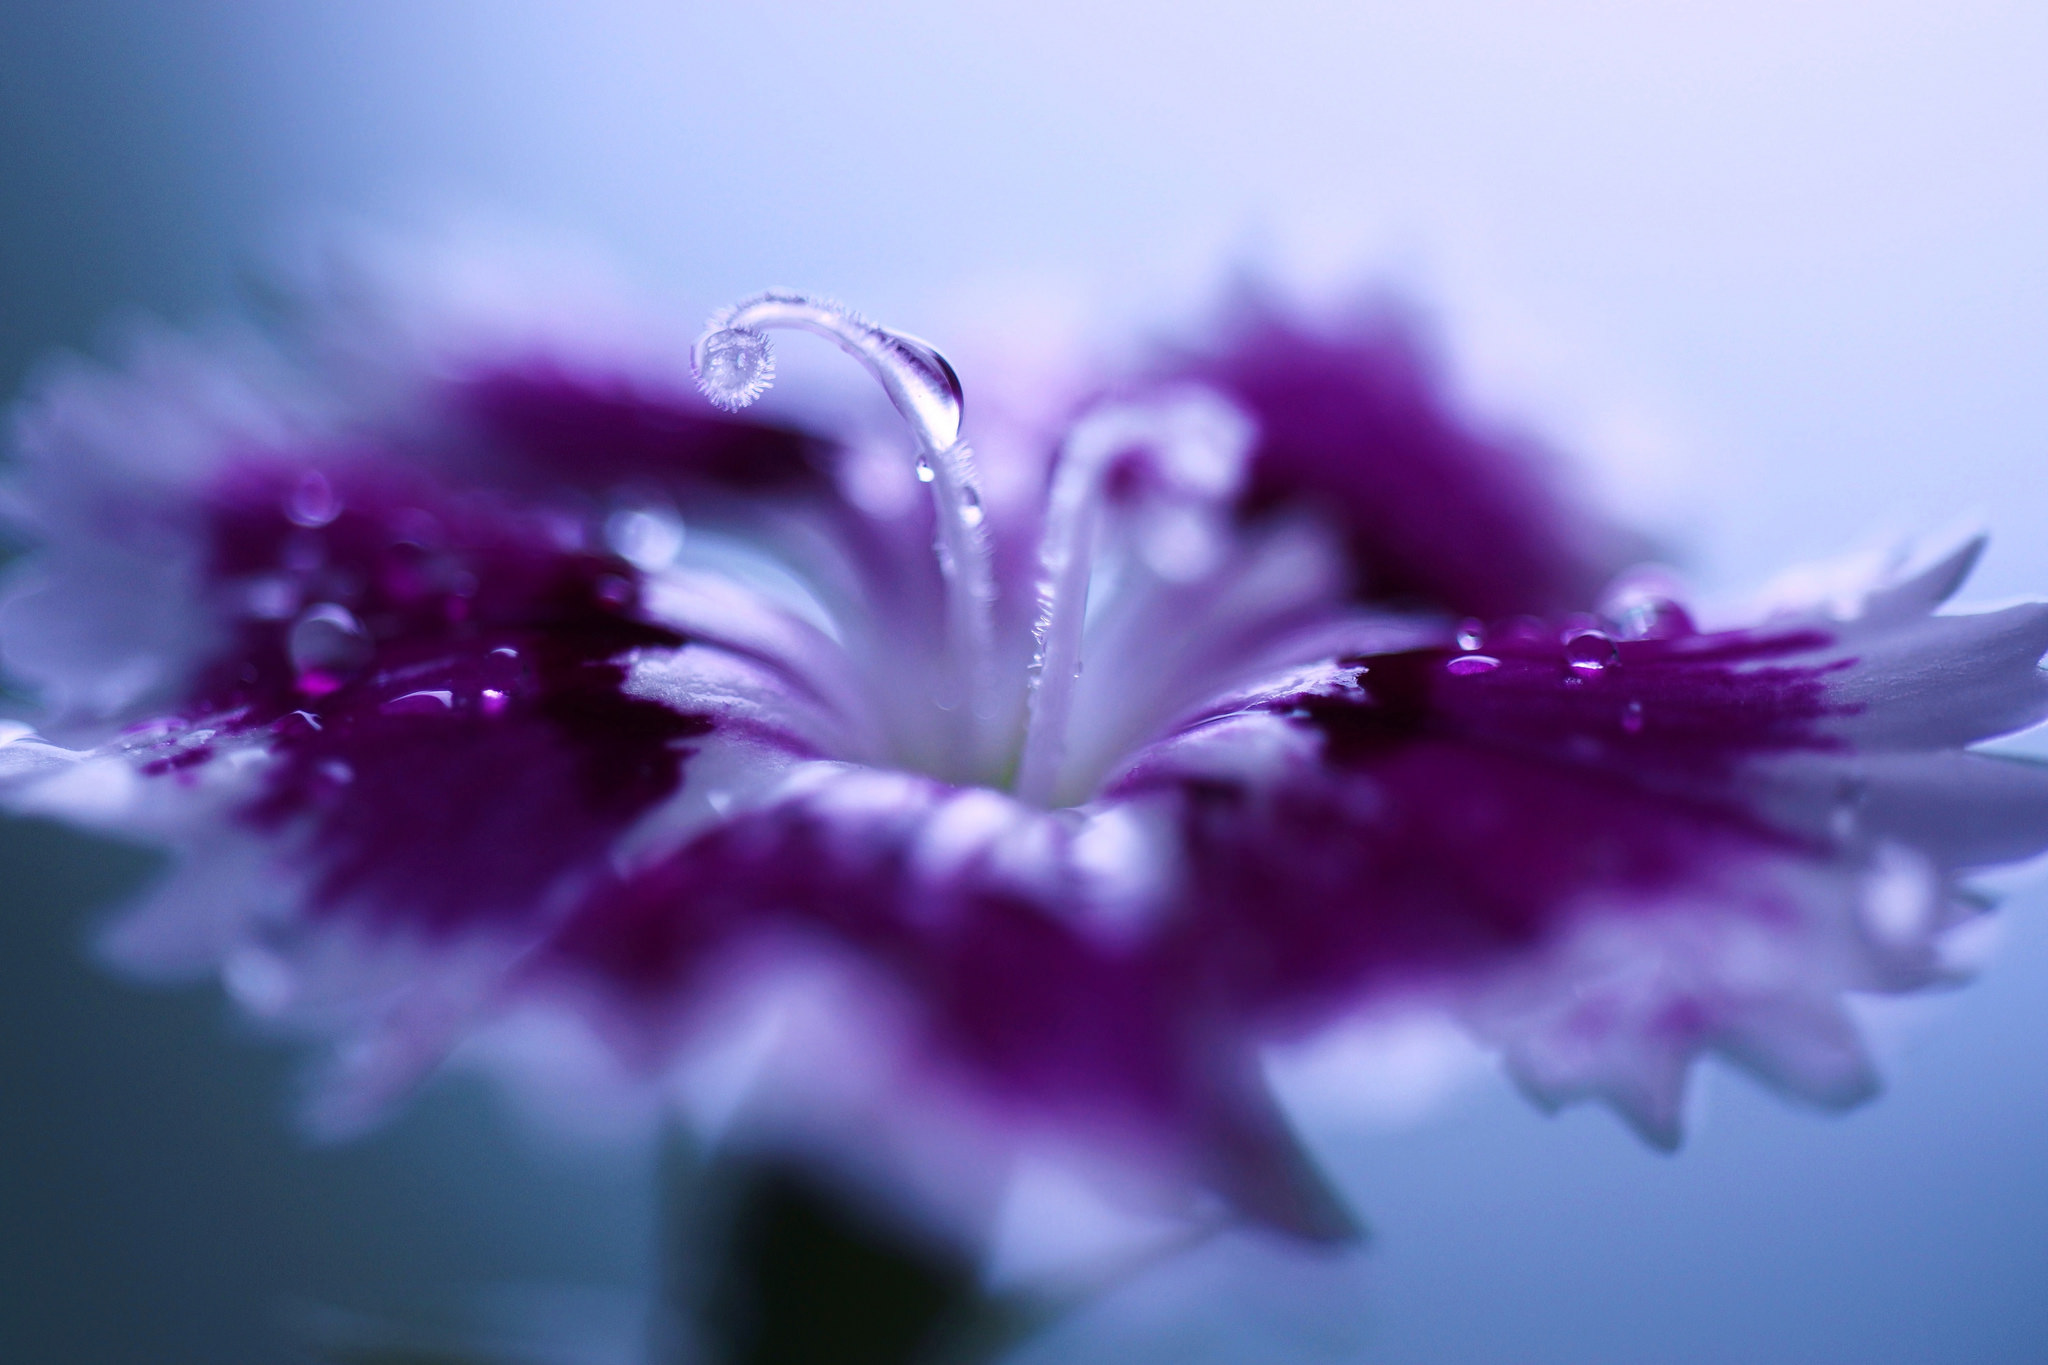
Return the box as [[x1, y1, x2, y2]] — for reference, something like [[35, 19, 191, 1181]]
[[5, 264, 2047, 1247]]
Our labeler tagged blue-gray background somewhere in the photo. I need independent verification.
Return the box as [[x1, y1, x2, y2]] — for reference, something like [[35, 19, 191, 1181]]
[[2, 3, 2045, 1361]]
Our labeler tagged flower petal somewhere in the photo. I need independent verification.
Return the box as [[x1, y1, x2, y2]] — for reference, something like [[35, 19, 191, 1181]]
[[1110, 562, 2047, 1147], [1162, 296, 1640, 617]]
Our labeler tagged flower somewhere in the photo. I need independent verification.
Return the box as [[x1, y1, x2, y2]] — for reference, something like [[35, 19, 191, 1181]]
[[5, 264, 2047, 1248]]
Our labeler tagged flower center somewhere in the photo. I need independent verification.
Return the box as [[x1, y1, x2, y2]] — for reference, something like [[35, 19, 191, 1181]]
[[695, 296, 1254, 806]]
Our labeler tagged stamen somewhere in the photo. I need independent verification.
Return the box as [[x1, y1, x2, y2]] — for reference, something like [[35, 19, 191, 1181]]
[[694, 293, 998, 764], [1014, 390, 1254, 806]]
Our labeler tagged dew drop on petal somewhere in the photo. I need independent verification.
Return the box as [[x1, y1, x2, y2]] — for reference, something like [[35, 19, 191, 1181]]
[[1445, 653, 1500, 676], [1455, 619, 1486, 652], [1563, 629, 1618, 676], [286, 471, 341, 528], [606, 508, 685, 571], [1614, 595, 1696, 641], [692, 327, 775, 411], [1621, 699, 1645, 734], [245, 575, 300, 622], [288, 603, 373, 683], [381, 689, 454, 716]]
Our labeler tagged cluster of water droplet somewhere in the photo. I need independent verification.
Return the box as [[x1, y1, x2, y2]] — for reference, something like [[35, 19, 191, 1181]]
[[1432, 589, 1704, 738], [210, 469, 578, 728]]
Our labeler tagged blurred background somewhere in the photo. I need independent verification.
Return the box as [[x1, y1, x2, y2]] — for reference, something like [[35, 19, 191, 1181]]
[[2, 2, 2045, 1361]]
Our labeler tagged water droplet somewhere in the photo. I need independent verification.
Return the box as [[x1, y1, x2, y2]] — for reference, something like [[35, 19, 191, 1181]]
[[1563, 629, 1618, 676], [381, 689, 454, 716], [1614, 595, 1696, 641], [479, 688, 510, 717], [1621, 699, 1645, 734], [959, 482, 985, 525], [1446, 653, 1500, 676], [691, 327, 775, 410], [594, 574, 635, 608], [288, 603, 372, 685], [915, 454, 937, 483], [606, 508, 685, 571], [1455, 619, 1486, 651], [245, 575, 300, 621], [490, 645, 519, 659], [286, 471, 340, 528]]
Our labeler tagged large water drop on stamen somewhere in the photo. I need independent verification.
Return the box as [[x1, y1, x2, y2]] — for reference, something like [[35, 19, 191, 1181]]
[[692, 327, 776, 411], [1563, 629, 1618, 676]]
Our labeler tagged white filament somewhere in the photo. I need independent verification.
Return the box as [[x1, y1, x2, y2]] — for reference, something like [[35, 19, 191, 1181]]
[[1013, 390, 1255, 807], [693, 293, 999, 772]]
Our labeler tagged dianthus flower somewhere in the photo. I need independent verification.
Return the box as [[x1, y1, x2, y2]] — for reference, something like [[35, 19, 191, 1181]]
[[4, 271, 2047, 1249]]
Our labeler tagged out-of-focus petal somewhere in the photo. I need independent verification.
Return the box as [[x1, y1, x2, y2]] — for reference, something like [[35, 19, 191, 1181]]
[[1161, 296, 1641, 618], [1107, 548, 2048, 1147]]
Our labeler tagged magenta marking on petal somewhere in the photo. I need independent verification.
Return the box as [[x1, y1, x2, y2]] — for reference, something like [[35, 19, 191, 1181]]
[[1165, 301, 1641, 618], [1149, 736, 1818, 1034], [140, 746, 213, 777], [174, 458, 713, 933], [451, 364, 832, 495], [1101, 617, 1859, 1036], [543, 786, 1200, 1134], [1312, 624, 1852, 779]]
